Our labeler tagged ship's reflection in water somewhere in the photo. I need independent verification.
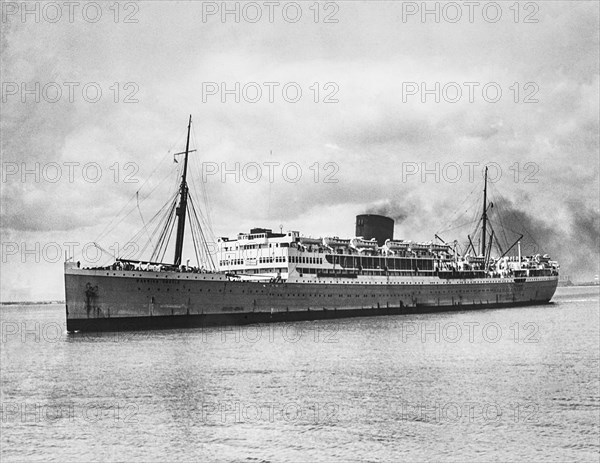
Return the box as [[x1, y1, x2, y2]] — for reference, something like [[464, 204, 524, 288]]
[[1, 286, 598, 462]]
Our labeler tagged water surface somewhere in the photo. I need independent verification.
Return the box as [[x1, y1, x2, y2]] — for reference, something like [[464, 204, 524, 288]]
[[1, 286, 599, 462]]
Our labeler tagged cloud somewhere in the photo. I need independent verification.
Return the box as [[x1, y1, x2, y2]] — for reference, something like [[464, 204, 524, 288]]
[[490, 196, 600, 279]]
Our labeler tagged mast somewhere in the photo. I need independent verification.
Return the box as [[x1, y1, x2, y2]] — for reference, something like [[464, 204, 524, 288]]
[[480, 166, 488, 257], [173, 115, 192, 266]]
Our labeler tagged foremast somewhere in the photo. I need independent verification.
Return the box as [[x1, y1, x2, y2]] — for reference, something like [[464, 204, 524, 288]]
[[173, 115, 192, 267], [480, 166, 488, 258]]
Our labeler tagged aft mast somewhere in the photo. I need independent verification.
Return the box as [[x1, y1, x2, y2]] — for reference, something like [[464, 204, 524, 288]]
[[480, 166, 488, 258], [173, 115, 192, 266]]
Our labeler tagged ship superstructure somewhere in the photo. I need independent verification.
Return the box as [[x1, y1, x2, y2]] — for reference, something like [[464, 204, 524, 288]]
[[216, 224, 558, 282]]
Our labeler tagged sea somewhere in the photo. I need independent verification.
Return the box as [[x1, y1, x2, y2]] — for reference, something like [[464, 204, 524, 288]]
[[1, 286, 599, 462]]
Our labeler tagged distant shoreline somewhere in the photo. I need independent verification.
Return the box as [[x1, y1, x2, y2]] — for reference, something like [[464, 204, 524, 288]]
[[558, 282, 600, 288], [0, 301, 65, 306]]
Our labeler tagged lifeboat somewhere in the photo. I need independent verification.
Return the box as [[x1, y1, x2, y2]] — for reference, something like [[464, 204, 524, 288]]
[[411, 242, 430, 251], [323, 237, 351, 248], [384, 239, 410, 251], [299, 236, 322, 245], [351, 237, 378, 250]]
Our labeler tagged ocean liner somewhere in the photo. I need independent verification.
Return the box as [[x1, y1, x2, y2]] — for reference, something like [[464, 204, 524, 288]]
[[64, 116, 559, 332]]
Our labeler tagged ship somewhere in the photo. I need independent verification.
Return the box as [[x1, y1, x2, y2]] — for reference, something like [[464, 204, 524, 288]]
[[64, 116, 560, 332]]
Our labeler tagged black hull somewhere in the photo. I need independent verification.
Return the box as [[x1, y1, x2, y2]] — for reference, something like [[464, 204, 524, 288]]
[[66, 300, 551, 333]]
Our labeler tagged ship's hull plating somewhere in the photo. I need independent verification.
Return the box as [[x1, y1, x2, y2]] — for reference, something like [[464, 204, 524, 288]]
[[64, 267, 558, 332]]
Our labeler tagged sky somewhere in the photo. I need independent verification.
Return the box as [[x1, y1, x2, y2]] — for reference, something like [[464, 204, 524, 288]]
[[1, 0, 599, 300]]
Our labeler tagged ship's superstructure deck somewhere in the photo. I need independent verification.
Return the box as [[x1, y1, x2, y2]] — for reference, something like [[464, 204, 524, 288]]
[[215, 227, 558, 283]]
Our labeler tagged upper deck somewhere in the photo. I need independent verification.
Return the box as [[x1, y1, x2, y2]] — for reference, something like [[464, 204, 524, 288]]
[[216, 227, 559, 281]]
